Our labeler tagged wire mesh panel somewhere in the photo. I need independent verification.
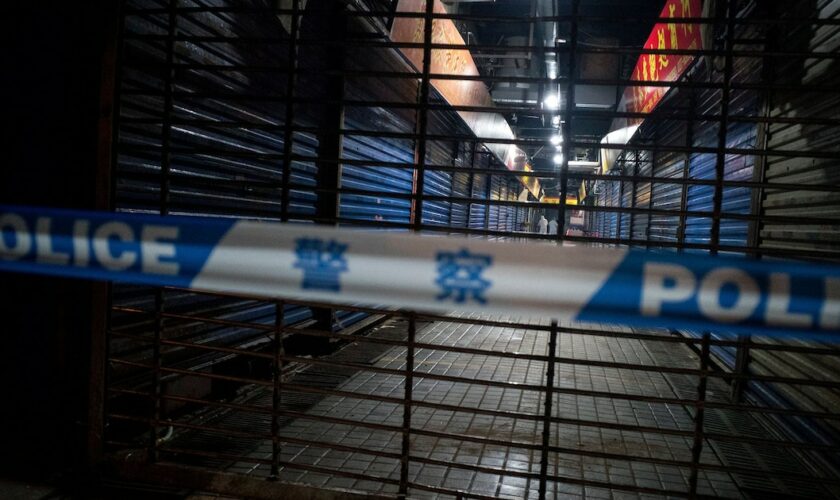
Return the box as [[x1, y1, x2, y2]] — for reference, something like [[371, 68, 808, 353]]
[[100, 0, 840, 498]]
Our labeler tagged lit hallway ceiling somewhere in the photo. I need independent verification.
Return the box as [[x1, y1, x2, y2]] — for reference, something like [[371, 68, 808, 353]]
[[447, 0, 665, 197]]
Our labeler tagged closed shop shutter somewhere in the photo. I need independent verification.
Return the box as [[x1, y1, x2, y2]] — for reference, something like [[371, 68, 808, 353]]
[[648, 119, 687, 246], [632, 150, 653, 243], [340, 117, 414, 225], [602, 172, 620, 241], [450, 167, 471, 229], [759, 12, 840, 258], [487, 174, 502, 236], [468, 152, 490, 233], [745, 0, 840, 480], [117, 11, 318, 219], [421, 136, 454, 227], [112, 5, 319, 385], [620, 160, 634, 243], [340, 50, 417, 226]]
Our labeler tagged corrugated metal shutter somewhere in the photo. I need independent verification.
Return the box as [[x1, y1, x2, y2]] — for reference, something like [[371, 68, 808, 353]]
[[112, 4, 318, 385], [450, 169, 471, 229], [683, 84, 719, 251], [468, 162, 489, 234], [632, 150, 652, 243], [592, 154, 630, 244], [604, 172, 620, 240], [502, 179, 516, 233], [487, 174, 502, 237], [340, 50, 417, 226], [648, 120, 687, 246], [620, 167, 633, 243], [340, 117, 414, 225], [759, 11, 840, 257], [745, 0, 840, 481], [422, 135, 454, 227], [682, 50, 759, 254], [676, 19, 763, 370]]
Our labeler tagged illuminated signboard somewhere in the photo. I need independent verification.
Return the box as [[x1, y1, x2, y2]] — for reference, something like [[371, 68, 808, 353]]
[[390, 0, 541, 198], [602, 0, 703, 174], [541, 196, 577, 206], [615, 0, 704, 127]]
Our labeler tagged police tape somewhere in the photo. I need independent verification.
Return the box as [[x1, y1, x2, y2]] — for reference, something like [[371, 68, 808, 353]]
[[1, 205, 839, 338]]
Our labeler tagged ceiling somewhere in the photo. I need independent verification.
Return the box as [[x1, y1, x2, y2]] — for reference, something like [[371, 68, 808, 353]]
[[447, 0, 664, 197]]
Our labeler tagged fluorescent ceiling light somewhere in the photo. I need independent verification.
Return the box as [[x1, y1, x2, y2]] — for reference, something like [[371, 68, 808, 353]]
[[576, 103, 614, 109], [553, 153, 564, 165], [543, 94, 560, 110], [569, 161, 600, 168], [549, 134, 562, 146]]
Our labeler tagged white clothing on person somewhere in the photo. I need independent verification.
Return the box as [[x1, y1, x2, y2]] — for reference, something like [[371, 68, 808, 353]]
[[537, 216, 548, 234], [548, 219, 558, 235]]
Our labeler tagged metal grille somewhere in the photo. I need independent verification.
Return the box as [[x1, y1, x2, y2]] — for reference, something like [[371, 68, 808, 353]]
[[97, 0, 840, 498]]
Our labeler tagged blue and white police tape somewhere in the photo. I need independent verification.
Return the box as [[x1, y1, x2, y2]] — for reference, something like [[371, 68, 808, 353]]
[[1, 205, 839, 338]]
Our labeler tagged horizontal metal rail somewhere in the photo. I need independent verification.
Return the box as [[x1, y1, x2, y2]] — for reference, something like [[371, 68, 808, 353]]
[[103, 2, 840, 499]]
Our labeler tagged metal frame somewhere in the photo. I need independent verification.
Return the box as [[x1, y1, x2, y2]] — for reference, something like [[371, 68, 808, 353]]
[[98, 0, 840, 498], [103, 290, 840, 498]]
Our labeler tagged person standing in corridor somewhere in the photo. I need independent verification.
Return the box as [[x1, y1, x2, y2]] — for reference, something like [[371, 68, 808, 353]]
[[537, 215, 548, 234]]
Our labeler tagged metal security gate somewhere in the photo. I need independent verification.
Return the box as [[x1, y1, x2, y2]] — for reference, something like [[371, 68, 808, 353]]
[[94, 0, 840, 498]]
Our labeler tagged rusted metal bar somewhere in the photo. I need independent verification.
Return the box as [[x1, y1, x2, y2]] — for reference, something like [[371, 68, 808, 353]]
[[688, 332, 711, 498], [279, 0, 300, 222], [556, 0, 579, 244], [398, 313, 416, 498], [709, 0, 736, 257], [409, 0, 434, 230], [270, 301, 285, 479], [538, 320, 558, 499]]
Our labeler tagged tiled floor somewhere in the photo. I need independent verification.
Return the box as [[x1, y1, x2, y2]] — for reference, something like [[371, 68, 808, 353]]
[[207, 316, 746, 499]]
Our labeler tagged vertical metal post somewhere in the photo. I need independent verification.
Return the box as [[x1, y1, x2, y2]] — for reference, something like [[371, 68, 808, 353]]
[[737, 3, 779, 397], [150, 0, 178, 462], [539, 320, 559, 499], [89, 281, 112, 468], [88, 0, 122, 469], [555, 0, 579, 243], [314, 0, 346, 225], [465, 142, 477, 226], [730, 335, 751, 402], [484, 168, 492, 231], [159, 0, 177, 217], [399, 313, 417, 498], [271, 301, 286, 479], [709, 0, 735, 256], [688, 332, 711, 498], [448, 153, 457, 227], [615, 172, 625, 243], [747, 0, 778, 258], [280, 0, 300, 223], [310, 0, 347, 331], [410, 0, 435, 231], [677, 89, 696, 251], [628, 150, 639, 244], [645, 127, 658, 249], [611, 52, 624, 242], [150, 289, 164, 462]]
